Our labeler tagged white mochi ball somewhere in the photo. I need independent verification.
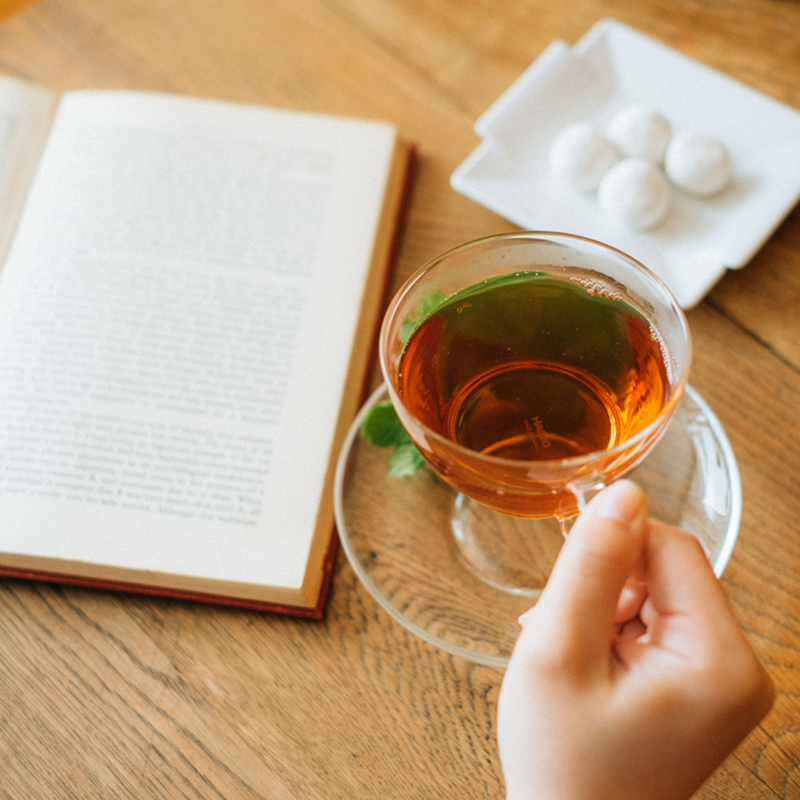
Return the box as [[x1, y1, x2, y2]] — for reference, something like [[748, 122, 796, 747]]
[[549, 122, 619, 192], [664, 131, 732, 196], [606, 104, 672, 163], [598, 158, 672, 230]]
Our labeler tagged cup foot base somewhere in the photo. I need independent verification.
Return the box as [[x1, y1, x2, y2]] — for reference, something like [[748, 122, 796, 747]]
[[450, 493, 565, 596]]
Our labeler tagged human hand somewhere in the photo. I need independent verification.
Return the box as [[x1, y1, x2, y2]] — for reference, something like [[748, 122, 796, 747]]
[[497, 480, 774, 800]]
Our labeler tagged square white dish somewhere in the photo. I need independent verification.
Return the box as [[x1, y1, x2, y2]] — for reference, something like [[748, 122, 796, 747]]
[[451, 18, 800, 308]]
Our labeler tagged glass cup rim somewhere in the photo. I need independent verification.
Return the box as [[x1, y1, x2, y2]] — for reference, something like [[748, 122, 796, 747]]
[[379, 230, 692, 472]]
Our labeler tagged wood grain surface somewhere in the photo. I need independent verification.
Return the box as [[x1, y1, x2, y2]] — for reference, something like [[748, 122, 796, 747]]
[[0, 1, 799, 797]]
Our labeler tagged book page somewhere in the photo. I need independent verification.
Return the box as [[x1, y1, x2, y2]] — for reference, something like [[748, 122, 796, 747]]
[[0, 90, 398, 604], [0, 74, 57, 266]]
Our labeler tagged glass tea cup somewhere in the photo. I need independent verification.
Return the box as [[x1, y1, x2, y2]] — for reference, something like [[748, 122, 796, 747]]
[[379, 232, 691, 595]]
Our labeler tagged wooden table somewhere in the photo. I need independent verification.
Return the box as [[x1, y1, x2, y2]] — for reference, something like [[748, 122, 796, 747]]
[[0, 1, 798, 797]]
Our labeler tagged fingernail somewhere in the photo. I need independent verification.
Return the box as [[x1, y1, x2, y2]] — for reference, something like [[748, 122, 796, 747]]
[[593, 480, 647, 531]]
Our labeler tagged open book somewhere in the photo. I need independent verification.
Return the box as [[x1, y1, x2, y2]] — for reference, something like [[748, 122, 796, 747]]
[[0, 75, 413, 617]]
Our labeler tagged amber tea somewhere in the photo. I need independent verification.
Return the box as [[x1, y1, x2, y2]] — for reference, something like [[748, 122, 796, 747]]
[[389, 266, 677, 518], [398, 272, 669, 463]]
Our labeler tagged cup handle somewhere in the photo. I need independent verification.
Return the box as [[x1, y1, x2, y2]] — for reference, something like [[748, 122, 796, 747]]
[[558, 478, 607, 535]]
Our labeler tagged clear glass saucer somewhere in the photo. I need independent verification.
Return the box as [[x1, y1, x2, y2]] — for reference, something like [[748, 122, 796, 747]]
[[333, 382, 741, 668]]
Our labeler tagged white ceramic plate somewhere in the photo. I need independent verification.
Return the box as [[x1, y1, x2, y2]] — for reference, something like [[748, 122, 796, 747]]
[[451, 18, 800, 308]]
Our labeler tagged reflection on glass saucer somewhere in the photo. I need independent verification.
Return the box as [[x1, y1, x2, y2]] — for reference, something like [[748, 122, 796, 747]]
[[333, 383, 741, 668]]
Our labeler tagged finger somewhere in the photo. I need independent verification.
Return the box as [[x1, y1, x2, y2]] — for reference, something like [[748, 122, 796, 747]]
[[629, 521, 766, 686], [615, 554, 648, 624], [616, 521, 718, 663], [527, 480, 648, 664], [640, 519, 728, 624], [616, 615, 647, 641], [637, 520, 756, 659], [620, 519, 775, 728]]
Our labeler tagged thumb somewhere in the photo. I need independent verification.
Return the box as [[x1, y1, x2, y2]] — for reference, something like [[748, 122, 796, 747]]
[[524, 480, 648, 664]]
